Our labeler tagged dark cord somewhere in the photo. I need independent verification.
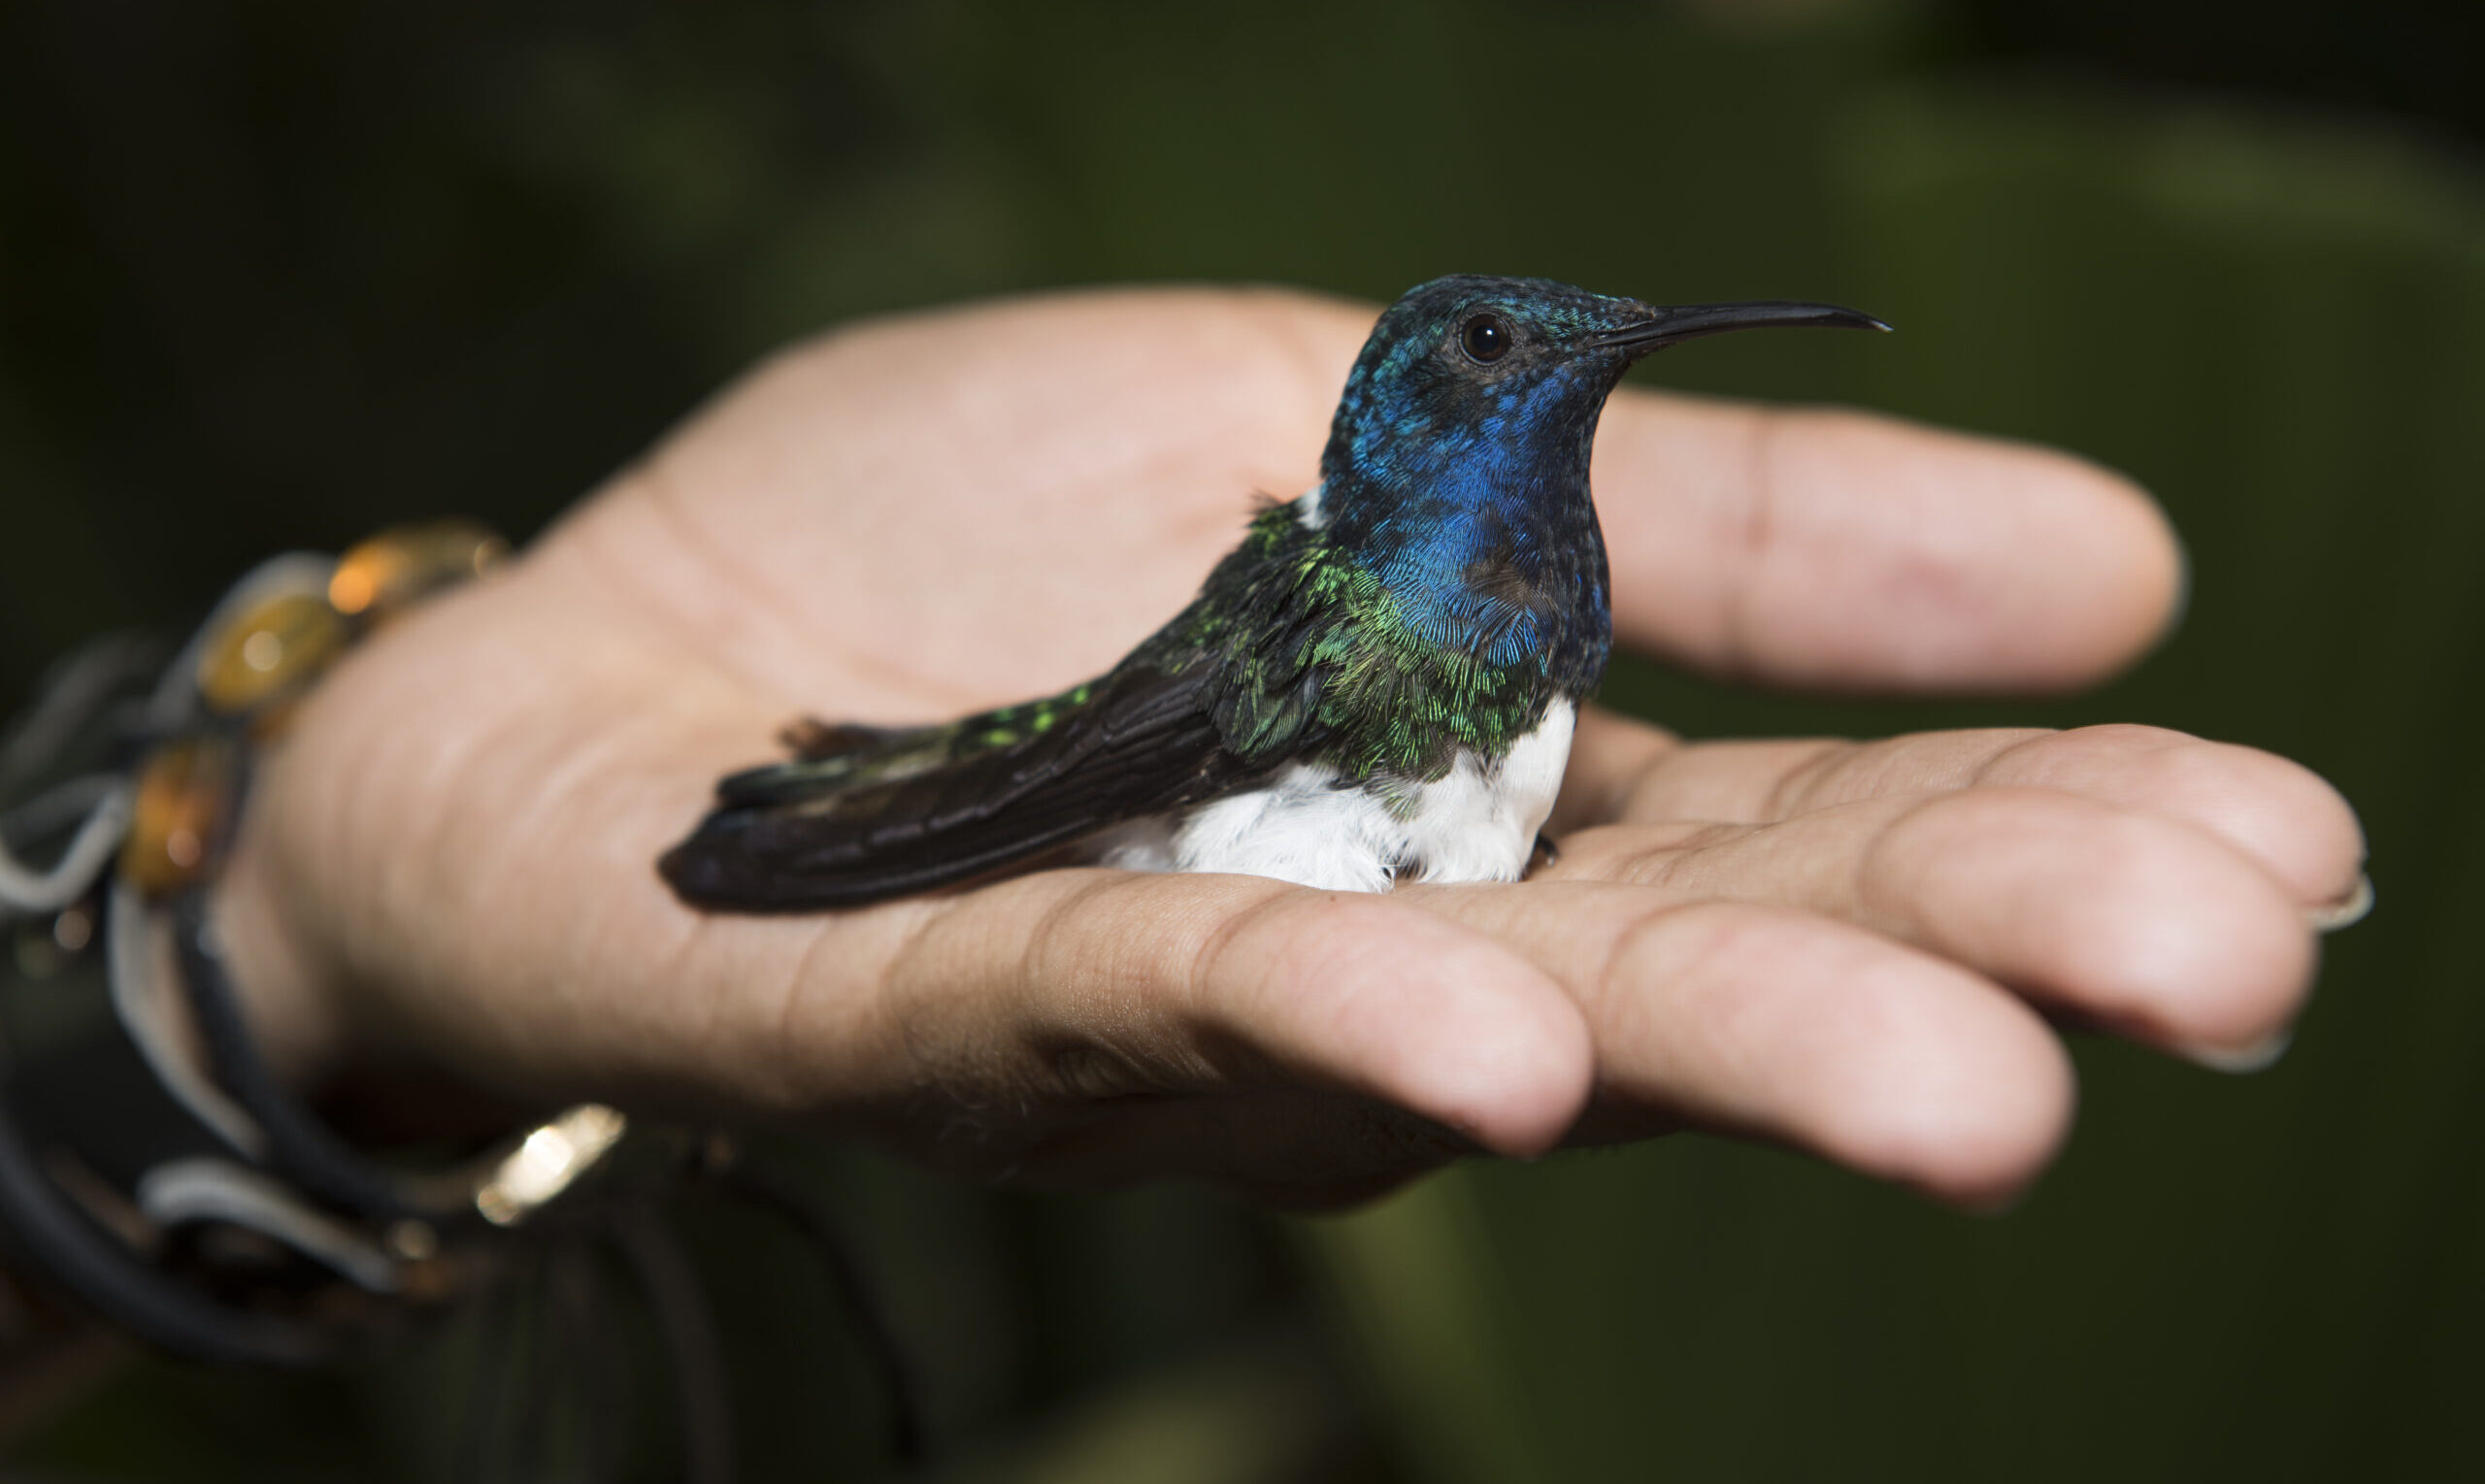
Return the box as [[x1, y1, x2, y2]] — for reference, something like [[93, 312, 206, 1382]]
[[455, 1258, 530, 1484], [0, 1097, 334, 1367], [0, 633, 158, 794], [170, 889, 424, 1221], [549, 1238, 621, 1484], [612, 1204, 735, 1484], [714, 1160, 930, 1467]]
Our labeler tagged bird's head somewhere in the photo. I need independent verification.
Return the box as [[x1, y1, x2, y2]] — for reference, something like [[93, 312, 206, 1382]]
[[1322, 274, 1885, 498]]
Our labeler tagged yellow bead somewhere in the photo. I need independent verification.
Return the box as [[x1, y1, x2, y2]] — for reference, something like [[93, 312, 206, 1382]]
[[329, 520, 508, 620], [197, 592, 346, 715], [120, 737, 235, 895]]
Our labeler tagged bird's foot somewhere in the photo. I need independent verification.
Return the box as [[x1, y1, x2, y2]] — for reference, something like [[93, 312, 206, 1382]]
[[1527, 830, 1561, 875]]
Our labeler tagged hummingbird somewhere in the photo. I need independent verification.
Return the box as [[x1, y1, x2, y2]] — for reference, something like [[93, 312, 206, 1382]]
[[660, 276, 1885, 911]]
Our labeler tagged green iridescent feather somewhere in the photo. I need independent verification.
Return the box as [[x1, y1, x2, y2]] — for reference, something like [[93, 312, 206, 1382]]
[[1137, 502, 1556, 789]]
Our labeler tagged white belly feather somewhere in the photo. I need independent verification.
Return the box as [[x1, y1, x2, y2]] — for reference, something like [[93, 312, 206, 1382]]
[[1090, 700, 1574, 893]]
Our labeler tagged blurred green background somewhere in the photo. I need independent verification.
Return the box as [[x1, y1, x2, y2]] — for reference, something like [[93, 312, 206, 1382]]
[[4, 0, 2481, 1478]]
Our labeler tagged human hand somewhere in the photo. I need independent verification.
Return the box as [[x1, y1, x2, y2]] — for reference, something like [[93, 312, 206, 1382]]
[[215, 287, 2365, 1209]]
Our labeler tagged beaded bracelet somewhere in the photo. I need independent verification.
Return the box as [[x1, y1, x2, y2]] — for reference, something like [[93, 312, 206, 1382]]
[[0, 522, 632, 1364], [0, 525, 926, 1468]]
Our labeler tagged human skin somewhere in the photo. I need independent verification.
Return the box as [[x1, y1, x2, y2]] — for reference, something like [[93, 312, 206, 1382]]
[[212, 286, 2367, 1210]]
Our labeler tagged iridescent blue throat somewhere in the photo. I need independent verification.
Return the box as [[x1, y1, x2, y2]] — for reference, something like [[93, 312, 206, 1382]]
[[1317, 355, 1615, 684]]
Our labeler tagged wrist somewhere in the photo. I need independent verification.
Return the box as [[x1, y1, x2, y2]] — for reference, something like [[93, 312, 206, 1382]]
[[210, 814, 348, 1094], [0, 523, 645, 1368]]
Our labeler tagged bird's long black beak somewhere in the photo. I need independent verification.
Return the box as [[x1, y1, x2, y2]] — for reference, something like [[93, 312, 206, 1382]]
[[1584, 300, 1890, 357]]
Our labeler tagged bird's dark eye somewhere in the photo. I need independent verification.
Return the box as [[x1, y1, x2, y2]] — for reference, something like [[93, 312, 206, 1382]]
[[1460, 313, 1511, 364]]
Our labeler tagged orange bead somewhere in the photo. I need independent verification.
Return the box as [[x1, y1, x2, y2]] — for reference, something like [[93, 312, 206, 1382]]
[[329, 521, 508, 621], [119, 737, 235, 895], [197, 591, 346, 715]]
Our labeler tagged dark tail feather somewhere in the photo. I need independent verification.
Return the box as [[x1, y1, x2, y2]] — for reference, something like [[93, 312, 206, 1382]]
[[659, 795, 1127, 911], [658, 663, 1251, 913]]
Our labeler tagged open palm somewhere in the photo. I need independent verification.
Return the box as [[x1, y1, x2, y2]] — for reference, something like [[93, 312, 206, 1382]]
[[220, 287, 2364, 1209]]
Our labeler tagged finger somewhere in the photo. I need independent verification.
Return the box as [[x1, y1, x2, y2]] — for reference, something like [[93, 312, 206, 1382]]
[[803, 870, 1595, 1169], [1595, 397, 2183, 692], [1405, 886, 2073, 1207], [1602, 724, 2366, 910], [1549, 786, 2316, 1061]]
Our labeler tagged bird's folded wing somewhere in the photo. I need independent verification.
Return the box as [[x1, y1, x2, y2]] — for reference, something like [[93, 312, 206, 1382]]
[[658, 661, 1265, 911]]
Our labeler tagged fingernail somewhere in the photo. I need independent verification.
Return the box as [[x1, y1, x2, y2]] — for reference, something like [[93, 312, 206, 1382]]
[[2177, 1027, 2294, 1074], [2307, 874, 2373, 935]]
